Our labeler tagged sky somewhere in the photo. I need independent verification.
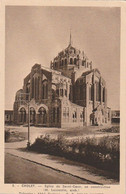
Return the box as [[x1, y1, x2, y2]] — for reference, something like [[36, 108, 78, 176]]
[[5, 6, 120, 110]]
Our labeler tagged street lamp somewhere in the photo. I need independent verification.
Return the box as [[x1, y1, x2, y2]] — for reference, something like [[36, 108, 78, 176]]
[[19, 92, 30, 149], [27, 96, 30, 149]]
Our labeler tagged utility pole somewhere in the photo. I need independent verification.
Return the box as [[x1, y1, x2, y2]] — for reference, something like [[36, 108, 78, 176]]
[[27, 94, 30, 148]]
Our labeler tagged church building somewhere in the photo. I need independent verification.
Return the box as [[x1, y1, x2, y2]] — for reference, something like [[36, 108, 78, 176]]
[[13, 35, 111, 127]]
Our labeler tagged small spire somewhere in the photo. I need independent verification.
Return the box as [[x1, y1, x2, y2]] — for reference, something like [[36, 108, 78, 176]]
[[69, 29, 72, 46]]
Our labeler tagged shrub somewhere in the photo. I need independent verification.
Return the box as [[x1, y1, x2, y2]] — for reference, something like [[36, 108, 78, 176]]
[[30, 134, 119, 176], [99, 126, 120, 133]]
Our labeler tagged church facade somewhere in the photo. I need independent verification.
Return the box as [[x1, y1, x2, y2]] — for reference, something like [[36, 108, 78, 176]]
[[13, 37, 111, 127]]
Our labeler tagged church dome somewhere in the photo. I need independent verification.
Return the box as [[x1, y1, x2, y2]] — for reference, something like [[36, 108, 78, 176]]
[[50, 33, 92, 76]]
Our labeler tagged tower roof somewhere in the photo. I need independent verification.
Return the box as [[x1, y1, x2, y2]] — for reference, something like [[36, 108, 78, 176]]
[[69, 29, 72, 46], [52, 33, 92, 70]]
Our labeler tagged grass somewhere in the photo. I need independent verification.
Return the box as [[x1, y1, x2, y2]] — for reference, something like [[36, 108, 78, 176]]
[[42, 125, 120, 138]]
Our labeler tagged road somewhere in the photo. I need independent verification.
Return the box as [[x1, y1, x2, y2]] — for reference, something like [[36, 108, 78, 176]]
[[5, 153, 91, 184]]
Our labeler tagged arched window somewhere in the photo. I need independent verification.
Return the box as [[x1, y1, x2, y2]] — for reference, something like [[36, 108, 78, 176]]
[[70, 58, 73, 64], [56, 89, 59, 97], [66, 107, 69, 117], [74, 58, 77, 65], [32, 78, 34, 98], [96, 81, 100, 101], [42, 84, 44, 99], [80, 112, 84, 122], [37, 77, 40, 99], [35, 77, 37, 100], [63, 107, 66, 117], [75, 111, 77, 118], [72, 110, 77, 122], [46, 83, 48, 98], [30, 107, 36, 123], [60, 89, 63, 97], [65, 59, 67, 65], [82, 60, 84, 66], [82, 60, 86, 67], [26, 85, 29, 100], [91, 84, 94, 101], [39, 107, 46, 115], [99, 82, 101, 101], [65, 89, 67, 97], [57, 107, 60, 123], [103, 88, 105, 102], [52, 89, 55, 101], [38, 107, 46, 124], [62, 60, 64, 66], [44, 84, 46, 99], [42, 80, 48, 99], [20, 107, 26, 123], [34, 77, 39, 101]]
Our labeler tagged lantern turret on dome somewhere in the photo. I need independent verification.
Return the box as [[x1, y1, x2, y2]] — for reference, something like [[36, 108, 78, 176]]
[[50, 33, 93, 80]]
